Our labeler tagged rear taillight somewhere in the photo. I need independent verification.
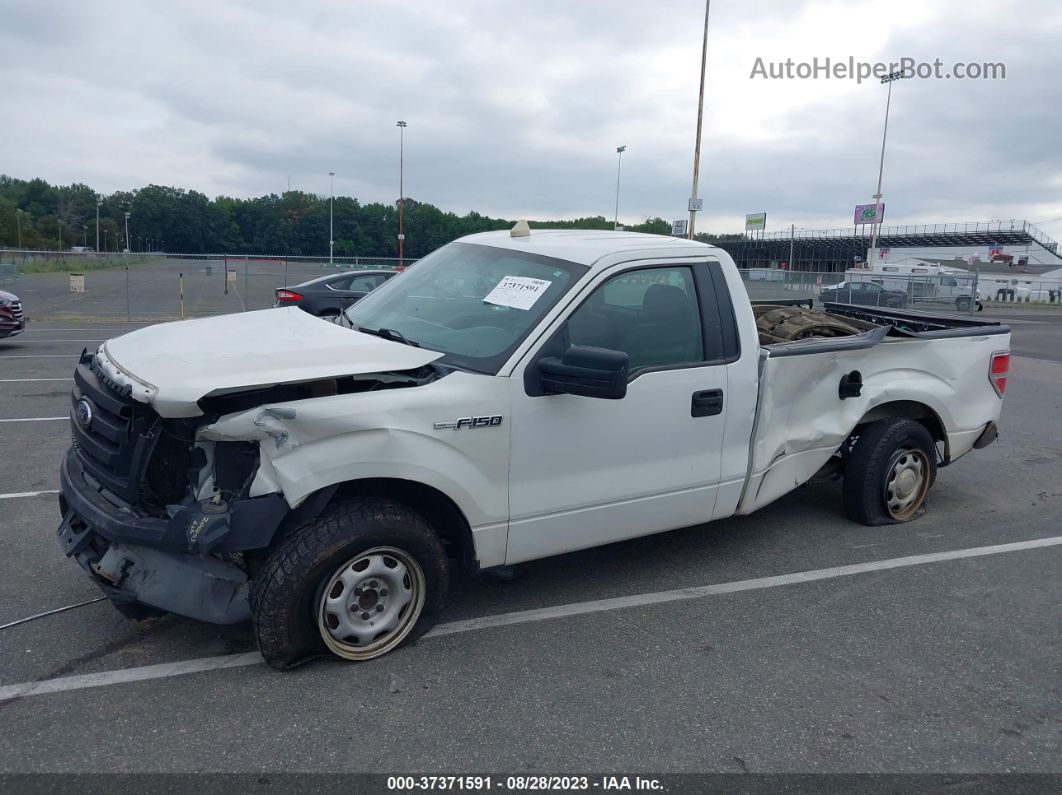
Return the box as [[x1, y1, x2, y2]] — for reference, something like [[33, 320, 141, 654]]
[[275, 290, 303, 301], [989, 351, 1009, 397]]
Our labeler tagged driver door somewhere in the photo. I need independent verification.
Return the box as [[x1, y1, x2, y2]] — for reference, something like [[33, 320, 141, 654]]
[[505, 261, 730, 565]]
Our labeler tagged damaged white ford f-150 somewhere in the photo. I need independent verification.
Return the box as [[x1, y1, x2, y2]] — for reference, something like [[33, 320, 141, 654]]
[[58, 228, 1010, 668]]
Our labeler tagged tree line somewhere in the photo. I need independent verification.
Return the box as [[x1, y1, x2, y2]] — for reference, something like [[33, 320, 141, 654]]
[[0, 175, 743, 258]]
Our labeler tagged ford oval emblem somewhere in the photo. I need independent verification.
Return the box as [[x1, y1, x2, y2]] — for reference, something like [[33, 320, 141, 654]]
[[75, 398, 94, 428]]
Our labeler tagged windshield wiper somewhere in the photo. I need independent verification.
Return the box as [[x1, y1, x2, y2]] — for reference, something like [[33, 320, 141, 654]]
[[358, 326, 421, 348]]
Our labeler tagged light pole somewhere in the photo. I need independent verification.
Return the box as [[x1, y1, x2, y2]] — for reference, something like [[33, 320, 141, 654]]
[[15, 209, 23, 248], [124, 212, 131, 254], [58, 219, 63, 251], [328, 171, 335, 265], [687, 0, 711, 240], [95, 197, 101, 253], [614, 145, 626, 230], [397, 120, 407, 268], [104, 229, 109, 251], [868, 70, 904, 263]]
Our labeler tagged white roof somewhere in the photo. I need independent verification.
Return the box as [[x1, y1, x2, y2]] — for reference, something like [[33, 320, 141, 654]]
[[457, 229, 720, 268]]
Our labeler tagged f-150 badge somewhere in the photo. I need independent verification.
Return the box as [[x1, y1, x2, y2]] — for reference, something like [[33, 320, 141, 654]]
[[434, 415, 503, 430]]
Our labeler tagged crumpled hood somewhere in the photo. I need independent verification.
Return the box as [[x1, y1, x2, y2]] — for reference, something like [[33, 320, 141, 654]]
[[0, 289, 19, 302], [101, 307, 442, 417]]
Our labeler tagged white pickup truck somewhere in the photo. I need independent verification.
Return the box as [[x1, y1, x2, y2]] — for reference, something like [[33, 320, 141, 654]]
[[58, 229, 1010, 668]]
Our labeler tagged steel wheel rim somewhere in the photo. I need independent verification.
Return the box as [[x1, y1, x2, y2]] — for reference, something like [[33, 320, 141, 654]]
[[317, 546, 425, 660], [884, 447, 930, 520]]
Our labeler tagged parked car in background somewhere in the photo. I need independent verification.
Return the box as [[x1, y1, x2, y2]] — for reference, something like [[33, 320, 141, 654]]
[[274, 270, 397, 320], [819, 280, 907, 308], [0, 288, 27, 339]]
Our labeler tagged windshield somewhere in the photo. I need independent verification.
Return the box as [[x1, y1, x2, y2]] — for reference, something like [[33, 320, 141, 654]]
[[344, 241, 588, 374]]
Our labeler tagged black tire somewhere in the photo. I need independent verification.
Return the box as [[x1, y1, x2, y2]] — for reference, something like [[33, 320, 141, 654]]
[[250, 497, 448, 670], [843, 419, 937, 526], [956, 297, 971, 312]]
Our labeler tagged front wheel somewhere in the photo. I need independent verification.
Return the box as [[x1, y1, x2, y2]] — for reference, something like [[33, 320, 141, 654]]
[[956, 297, 972, 312], [250, 497, 449, 669], [843, 419, 937, 526]]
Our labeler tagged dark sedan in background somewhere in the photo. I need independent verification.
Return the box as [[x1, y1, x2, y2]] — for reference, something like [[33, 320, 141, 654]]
[[0, 288, 27, 339], [274, 269, 397, 319], [818, 280, 908, 308]]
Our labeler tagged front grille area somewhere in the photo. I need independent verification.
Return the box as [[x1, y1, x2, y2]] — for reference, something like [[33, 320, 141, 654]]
[[71, 350, 161, 505], [10, 300, 23, 324]]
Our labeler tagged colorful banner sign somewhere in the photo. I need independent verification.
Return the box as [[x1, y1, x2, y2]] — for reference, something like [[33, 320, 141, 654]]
[[854, 203, 885, 225]]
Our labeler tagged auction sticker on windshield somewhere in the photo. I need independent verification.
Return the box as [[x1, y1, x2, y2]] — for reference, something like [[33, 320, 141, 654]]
[[483, 276, 552, 310]]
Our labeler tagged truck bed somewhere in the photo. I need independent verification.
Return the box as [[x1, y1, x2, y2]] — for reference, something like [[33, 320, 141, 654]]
[[821, 302, 1009, 337], [760, 302, 1009, 357], [735, 302, 1010, 516]]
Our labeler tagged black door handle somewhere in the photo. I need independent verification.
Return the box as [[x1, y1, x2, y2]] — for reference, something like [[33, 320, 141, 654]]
[[691, 389, 724, 417]]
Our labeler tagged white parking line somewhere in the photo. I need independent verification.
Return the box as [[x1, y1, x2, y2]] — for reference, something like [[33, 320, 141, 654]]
[[1, 534, 1059, 703], [0, 490, 60, 500], [0, 417, 67, 423], [23, 328, 145, 332]]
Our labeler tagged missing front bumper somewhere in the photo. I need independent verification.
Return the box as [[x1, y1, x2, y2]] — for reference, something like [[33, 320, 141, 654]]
[[58, 516, 250, 624]]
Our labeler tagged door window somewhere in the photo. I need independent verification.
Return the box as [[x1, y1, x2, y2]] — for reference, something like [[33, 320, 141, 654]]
[[348, 273, 387, 292], [566, 267, 703, 373], [325, 275, 354, 290]]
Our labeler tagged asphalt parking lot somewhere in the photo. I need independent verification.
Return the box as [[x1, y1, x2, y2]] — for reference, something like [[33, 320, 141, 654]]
[[1, 311, 1060, 775]]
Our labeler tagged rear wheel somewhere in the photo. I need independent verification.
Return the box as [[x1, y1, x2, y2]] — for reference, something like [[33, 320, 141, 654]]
[[250, 497, 448, 669], [956, 297, 972, 312], [843, 419, 937, 526]]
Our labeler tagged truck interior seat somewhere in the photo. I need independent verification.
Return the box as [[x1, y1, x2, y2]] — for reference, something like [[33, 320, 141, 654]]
[[622, 283, 702, 371]]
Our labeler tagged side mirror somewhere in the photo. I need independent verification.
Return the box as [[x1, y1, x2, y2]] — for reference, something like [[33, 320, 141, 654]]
[[538, 345, 628, 400]]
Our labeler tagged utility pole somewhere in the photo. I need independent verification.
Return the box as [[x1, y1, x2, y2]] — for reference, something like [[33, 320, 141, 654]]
[[687, 0, 711, 240], [95, 197, 101, 253], [397, 120, 407, 268], [614, 146, 626, 230], [58, 219, 62, 251], [124, 212, 131, 254], [329, 171, 335, 265], [868, 70, 903, 263], [15, 209, 22, 248]]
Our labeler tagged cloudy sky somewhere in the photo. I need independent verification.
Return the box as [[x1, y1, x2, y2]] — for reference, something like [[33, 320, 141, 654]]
[[3, 0, 1060, 236]]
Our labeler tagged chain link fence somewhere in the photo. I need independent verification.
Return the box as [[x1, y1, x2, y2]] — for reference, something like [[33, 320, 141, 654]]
[[0, 252, 416, 321], [0, 263, 18, 286], [2, 248, 1060, 322]]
